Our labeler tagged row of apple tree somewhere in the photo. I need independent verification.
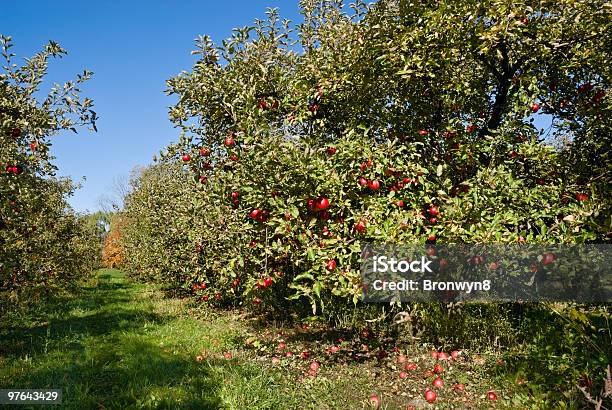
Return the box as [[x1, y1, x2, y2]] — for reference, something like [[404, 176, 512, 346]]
[[118, 0, 610, 315], [0, 36, 101, 314]]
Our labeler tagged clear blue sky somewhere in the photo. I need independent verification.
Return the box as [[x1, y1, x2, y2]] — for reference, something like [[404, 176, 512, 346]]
[[2, 0, 301, 213]]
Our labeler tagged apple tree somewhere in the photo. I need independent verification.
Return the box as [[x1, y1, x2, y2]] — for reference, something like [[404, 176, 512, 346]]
[[126, 0, 610, 309], [0, 36, 100, 313]]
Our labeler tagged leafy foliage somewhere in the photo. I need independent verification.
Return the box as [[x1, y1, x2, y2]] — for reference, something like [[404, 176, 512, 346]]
[[122, 0, 610, 308], [0, 36, 100, 313], [118, 2, 611, 405]]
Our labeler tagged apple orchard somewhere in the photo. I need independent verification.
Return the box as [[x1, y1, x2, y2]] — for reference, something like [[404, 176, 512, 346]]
[[1, 0, 611, 407]]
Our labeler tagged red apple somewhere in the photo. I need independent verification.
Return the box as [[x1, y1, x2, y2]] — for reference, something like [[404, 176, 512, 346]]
[[249, 209, 261, 219], [593, 90, 606, 104], [399, 371, 408, 379], [438, 352, 449, 361], [451, 350, 460, 359], [419, 129, 429, 136], [230, 154, 239, 161], [487, 391, 497, 401], [326, 147, 337, 155], [433, 364, 443, 373], [278, 342, 286, 350], [182, 154, 191, 162], [224, 135, 235, 146], [578, 83, 593, 93], [355, 221, 367, 233], [542, 252, 556, 265], [433, 377, 444, 388], [424, 389, 437, 403], [405, 363, 417, 371], [358, 177, 368, 186], [263, 277, 273, 287], [369, 394, 380, 408], [368, 180, 380, 190], [397, 354, 407, 363], [430, 351, 439, 359], [223, 352, 233, 359], [429, 217, 437, 224], [396, 200, 405, 207], [530, 102, 540, 112], [428, 206, 439, 216], [310, 361, 320, 371], [326, 259, 337, 270], [316, 196, 330, 211], [301, 351, 310, 359], [231, 191, 239, 200], [575, 193, 588, 202], [200, 147, 211, 156], [453, 383, 465, 391]]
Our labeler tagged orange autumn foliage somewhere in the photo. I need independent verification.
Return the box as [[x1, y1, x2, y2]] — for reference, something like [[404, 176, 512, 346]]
[[102, 216, 125, 268]]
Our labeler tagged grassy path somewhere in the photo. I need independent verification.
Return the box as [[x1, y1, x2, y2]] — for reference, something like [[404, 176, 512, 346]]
[[0, 270, 295, 409], [4, 270, 583, 409]]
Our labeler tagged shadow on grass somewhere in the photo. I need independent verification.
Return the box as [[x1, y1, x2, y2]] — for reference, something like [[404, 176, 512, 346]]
[[0, 308, 167, 357], [0, 272, 223, 409], [2, 338, 222, 409]]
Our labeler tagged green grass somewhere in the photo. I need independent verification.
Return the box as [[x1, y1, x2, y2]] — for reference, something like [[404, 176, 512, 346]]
[[0, 270, 380, 409], [1, 270, 606, 409]]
